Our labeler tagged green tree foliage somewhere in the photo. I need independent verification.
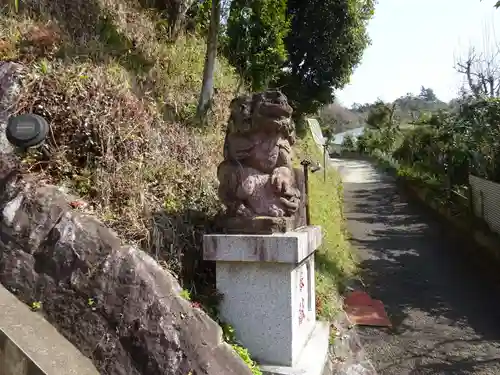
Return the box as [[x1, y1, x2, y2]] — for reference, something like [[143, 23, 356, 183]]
[[366, 100, 395, 129], [456, 99, 500, 181], [321, 125, 334, 145], [276, 0, 375, 117], [141, 0, 197, 40], [366, 97, 500, 185], [186, 0, 213, 35], [416, 109, 449, 127], [318, 102, 364, 133], [226, 0, 290, 91], [341, 134, 356, 152], [356, 132, 369, 153], [419, 86, 437, 102], [353, 89, 450, 125]]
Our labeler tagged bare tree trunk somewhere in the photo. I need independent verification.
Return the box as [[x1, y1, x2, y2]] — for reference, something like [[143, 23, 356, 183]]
[[389, 103, 396, 126], [234, 74, 244, 97], [168, 0, 196, 41], [196, 0, 221, 122], [456, 47, 500, 99]]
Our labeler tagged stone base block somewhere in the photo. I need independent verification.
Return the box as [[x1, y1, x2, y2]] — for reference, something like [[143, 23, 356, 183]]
[[204, 226, 322, 367], [204, 225, 322, 264], [259, 321, 330, 375], [215, 255, 316, 366]]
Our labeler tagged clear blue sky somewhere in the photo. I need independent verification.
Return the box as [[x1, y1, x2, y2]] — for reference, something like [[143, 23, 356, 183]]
[[336, 0, 500, 107]]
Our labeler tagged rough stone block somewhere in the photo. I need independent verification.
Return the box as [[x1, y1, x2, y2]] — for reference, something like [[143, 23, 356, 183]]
[[0, 284, 99, 375]]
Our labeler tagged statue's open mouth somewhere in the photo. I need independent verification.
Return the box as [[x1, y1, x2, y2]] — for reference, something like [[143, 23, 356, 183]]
[[258, 102, 293, 119], [253, 101, 293, 134]]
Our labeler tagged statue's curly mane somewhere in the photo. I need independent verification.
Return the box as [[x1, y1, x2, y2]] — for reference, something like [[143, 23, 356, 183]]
[[227, 90, 294, 138]]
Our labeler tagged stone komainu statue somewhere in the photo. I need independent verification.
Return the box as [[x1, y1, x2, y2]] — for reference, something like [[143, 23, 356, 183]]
[[217, 90, 303, 219]]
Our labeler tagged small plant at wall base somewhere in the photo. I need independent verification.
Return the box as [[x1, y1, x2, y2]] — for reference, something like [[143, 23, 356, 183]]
[[30, 301, 42, 311], [180, 288, 262, 374], [232, 345, 262, 375], [341, 134, 356, 152], [180, 289, 192, 301], [222, 323, 263, 375]]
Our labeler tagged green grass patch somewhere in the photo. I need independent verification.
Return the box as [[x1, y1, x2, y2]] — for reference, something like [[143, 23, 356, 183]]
[[295, 131, 357, 319]]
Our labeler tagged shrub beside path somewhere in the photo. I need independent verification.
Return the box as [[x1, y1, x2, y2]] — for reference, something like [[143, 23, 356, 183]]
[[335, 157, 500, 375]]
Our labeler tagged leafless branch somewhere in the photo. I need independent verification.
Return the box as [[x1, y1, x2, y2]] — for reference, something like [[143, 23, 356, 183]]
[[455, 25, 500, 99]]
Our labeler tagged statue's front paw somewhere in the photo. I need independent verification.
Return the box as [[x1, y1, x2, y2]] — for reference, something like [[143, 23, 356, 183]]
[[283, 186, 300, 199], [279, 196, 300, 215], [271, 167, 293, 193], [269, 205, 285, 217], [236, 203, 253, 217]]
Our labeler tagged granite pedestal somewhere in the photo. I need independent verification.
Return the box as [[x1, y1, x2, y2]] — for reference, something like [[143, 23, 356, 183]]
[[203, 225, 329, 375]]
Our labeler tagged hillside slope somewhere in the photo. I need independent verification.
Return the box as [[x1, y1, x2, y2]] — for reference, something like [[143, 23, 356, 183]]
[[0, 0, 237, 287]]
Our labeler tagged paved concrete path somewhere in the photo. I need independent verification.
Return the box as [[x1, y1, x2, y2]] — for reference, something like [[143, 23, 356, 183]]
[[331, 158, 500, 375]]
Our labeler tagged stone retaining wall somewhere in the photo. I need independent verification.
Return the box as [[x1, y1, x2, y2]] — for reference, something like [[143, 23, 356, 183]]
[[0, 152, 251, 375], [0, 284, 99, 375]]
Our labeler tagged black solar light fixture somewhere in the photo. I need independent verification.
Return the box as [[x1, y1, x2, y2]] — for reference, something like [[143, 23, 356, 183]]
[[301, 159, 312, 225], [6, 113, 50, 158], [310, 162, 321, 173], [301, 159, 323, 226]]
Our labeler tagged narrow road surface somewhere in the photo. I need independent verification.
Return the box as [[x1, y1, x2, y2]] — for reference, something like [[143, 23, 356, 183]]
[[332, 157, 500, 375]]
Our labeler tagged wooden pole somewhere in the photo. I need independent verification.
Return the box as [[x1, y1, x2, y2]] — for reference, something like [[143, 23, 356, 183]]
[[323, 144, 327, 182], [301, 160, 311, 226]]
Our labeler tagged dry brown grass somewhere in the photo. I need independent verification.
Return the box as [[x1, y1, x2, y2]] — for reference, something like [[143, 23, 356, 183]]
[[0, 1, 238, 285]]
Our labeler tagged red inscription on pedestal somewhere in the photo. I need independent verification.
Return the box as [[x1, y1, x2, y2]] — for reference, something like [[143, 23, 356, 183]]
[[298, 297, 305, 325], [299, 274, 305, 292], [298, 267, 307, 325]]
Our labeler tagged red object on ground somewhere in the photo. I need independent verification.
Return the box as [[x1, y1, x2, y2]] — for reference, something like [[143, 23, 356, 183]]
[[344, 291, 392, 328], [69, 200, 87, 209]]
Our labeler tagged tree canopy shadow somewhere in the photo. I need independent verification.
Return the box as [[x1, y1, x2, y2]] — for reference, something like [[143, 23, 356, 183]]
[[377, 337, 500, 375], [341, 163, 500, 373]]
